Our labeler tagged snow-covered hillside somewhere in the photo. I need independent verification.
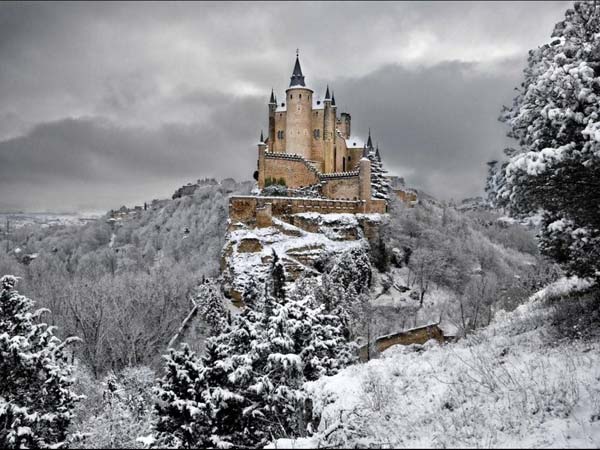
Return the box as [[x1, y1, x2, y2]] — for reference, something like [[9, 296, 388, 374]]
[[270, 277, 600, 449]]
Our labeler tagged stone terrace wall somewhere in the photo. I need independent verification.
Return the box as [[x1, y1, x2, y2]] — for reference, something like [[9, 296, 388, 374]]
[[370, 199, 388, 214], [320, 172, 361, 200], [229, 195, 367, 225]]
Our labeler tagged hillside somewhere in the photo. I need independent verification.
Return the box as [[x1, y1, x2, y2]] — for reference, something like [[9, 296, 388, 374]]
[[270, 277, 600, 449], [0, 178, 252, 376]]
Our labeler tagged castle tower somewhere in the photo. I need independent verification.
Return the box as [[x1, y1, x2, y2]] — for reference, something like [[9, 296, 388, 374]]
[[359, 154, 372, 212], [285, 53, 313, 160], [323, 86, 336, 172], [268, 89, 276, 150], [338, 112, 351, 139], [257, 130, 267, 188]]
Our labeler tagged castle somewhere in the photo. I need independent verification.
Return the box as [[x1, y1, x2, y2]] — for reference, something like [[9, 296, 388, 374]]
[[230, 54, 388, 226]]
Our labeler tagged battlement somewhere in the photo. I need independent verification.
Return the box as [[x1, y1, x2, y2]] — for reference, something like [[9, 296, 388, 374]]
[[229, 195, 386, 227], [320, 170, 360, 179]]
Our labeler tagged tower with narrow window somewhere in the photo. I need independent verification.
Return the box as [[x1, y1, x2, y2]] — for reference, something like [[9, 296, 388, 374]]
[[284, 55, 313, 160]]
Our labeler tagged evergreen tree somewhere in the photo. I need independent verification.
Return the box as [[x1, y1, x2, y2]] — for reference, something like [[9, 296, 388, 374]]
[[270, 250, 287, 301], [0, 275, 80, 448], [153, 279, 356, 448], [196, 279, 228, 334], [368, 145, 391, 201], [242, 276, 264, 310], [497, 0, 600, 282], [153, 345, 213, 448]]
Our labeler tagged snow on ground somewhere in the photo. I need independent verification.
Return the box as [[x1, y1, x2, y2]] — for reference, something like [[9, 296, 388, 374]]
[[224, 217, 366, 297], [272, 277, 600, 448], [370, 267, 459, 336]]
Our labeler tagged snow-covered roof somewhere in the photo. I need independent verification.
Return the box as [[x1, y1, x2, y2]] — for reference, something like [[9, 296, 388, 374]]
[[288, 84, 313, 91], [345, 136, 365, 148], [276, 103, 286, 112]]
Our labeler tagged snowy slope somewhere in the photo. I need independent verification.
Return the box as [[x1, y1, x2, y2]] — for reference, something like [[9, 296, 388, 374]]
[[272, 277, 600, 448]]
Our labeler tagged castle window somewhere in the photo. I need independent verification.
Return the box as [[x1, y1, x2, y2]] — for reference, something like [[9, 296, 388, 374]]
[[313, 129, 320, 139], [290, 94, 293, 99], [299, 94, 302, 99], [317, 100, 321, 105]]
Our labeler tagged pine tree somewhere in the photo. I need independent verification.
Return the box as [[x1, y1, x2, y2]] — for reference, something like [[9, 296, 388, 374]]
[[0, 275, 80, 449], [242, 276, 264, 310], [368, 146, 391, 201], [270, 250, 287, 301], [153, 277, 356, 448], [153, 345, 213, 449], [196, 279, 228, 334], [497, 0, 600, 282]]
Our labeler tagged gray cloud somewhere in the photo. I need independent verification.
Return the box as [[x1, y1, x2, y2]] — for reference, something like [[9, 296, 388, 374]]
[[0, 1, 571, 211]]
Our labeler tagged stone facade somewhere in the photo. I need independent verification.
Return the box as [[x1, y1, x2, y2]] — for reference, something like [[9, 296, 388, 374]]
[[260, 152, 319, 189]]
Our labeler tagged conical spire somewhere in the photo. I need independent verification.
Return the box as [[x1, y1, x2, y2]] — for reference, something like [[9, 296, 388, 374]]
[[289, 51, 306, 87], [331, 91, 336, 106], [375, 144, 381, 161], [366, 128, 373, 150], [260, 130, 264, 143], [269, 88, 276, 104], [324, 85, 330, 100], [362, 144, 368, 158]]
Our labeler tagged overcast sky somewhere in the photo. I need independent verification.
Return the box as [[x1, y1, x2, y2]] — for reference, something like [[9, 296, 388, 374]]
[[0, 1, 570, 212]]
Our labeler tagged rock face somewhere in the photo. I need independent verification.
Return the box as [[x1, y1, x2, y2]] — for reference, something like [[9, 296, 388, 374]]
[[220, 212, 385, 305]]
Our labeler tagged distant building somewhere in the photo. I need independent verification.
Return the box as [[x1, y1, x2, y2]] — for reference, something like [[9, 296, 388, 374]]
[[389, 175, 418, 206]]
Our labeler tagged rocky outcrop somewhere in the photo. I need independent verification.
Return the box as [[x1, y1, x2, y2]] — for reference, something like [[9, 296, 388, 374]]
[[220, 213, 385, 304]]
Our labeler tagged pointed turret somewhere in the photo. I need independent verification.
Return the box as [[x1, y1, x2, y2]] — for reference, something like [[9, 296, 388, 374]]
[[362, 144, 369, 158], [324, 85, 331, 100], [269, 88, 276, 104], [366, 128, 373, 150], [331, 91, 336, 106], [375, 144, 381, 162], [260, 130, 264, 143], [289, 53, 306, 87]]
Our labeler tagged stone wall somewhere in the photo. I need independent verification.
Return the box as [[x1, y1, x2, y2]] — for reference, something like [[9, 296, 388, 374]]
[[358, 324, 445, 362], [262, 153, 319, 189], [394, 188, 418, 206], [370, 199, 388, 214], [375, 324, 445, 353], [320, 173, 361, 200], [229, 196, 368, 225]]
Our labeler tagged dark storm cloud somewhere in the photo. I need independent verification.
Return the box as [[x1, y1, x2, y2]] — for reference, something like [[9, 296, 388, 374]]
[[0, 96, 263, 211], [329, 60, 519, 200], [0, 1, 571, 211]]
